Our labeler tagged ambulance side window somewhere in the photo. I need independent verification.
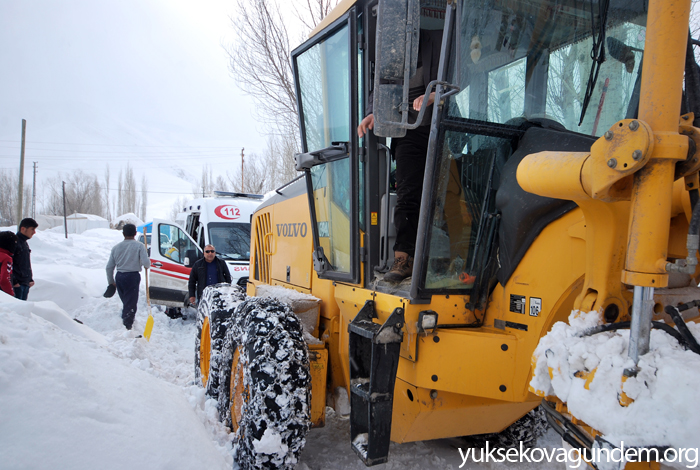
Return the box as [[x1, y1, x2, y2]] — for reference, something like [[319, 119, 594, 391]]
[[159, 224, 196, 265]]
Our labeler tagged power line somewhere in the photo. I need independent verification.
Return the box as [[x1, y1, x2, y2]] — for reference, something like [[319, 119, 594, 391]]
[[0, 146, 239, 155], [0, 139, 245, 149], [0, 152, 234, 161]]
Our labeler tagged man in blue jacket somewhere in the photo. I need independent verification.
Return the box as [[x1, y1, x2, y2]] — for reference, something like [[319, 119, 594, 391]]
[[188, 245, 231, 306], [13, 218, 38, 300]]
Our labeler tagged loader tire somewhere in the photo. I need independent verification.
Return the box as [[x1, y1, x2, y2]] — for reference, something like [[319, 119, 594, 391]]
[[466, 406, 548, 449], [217, 297, 311, 470], [194, 284, 238, 398]]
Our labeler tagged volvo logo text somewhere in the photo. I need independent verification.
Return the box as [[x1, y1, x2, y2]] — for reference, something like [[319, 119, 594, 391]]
[[276, 223, 308, 238]]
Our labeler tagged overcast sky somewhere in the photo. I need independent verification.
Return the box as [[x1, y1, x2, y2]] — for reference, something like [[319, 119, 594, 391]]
[[0, 0, 272, 217]]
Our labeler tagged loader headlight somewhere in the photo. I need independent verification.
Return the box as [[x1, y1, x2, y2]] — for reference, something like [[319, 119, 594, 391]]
[[417, 311, 438, 334]]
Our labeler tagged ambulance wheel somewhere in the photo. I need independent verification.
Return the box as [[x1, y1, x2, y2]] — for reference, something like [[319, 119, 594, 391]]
[[465, 406, 548, 449], [217, 297, 311, 470], [164, 307, 182, 319], [194, 286, 234, 398]]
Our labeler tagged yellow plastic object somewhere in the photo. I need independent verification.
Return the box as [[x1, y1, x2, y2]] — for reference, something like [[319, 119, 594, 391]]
[[618, 373, 635, 407], [308, 343, 328, 428], [200, 317, 211, 387], [143, 314, 154, 341], [229, 347, 245, 432], [142, 226, 154, 341]]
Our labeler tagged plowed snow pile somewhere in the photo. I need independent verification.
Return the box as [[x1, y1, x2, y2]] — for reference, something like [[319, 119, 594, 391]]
[[531, 310, 700, 449]]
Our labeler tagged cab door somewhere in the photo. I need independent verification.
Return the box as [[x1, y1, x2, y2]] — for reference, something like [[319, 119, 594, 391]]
[[292, 8, 361, 284], [148, 218, 202, 307]]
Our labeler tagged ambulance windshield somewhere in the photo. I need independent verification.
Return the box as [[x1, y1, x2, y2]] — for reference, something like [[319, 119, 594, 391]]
[[208, 223, 251, 261]]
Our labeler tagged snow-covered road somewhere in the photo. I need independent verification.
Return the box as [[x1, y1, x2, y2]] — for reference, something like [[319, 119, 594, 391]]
[[0, 227, 564, 469]]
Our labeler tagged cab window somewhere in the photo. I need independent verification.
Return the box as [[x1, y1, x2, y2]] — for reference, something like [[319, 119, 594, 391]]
[[159, 224, 197, 264]]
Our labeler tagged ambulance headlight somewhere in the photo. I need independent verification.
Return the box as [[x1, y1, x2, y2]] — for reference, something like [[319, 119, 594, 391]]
[[417, 311, 438, 334]]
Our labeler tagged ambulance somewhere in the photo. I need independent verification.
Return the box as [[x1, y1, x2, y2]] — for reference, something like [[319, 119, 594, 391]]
[[148, 191, 263, 317]]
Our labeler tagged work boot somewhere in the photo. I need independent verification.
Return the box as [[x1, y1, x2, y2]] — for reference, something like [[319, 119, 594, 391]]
[[384, 254, 414, 283]]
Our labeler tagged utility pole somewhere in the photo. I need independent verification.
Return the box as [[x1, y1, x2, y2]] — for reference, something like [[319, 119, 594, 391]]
[[17, 119, 26, 226], [32, 162, 37, 218], [241, 147, 245, 192], [62, 181, 68, 239]]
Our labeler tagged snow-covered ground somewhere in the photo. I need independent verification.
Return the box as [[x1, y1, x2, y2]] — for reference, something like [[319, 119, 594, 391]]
[[0, 226, 574, 469]]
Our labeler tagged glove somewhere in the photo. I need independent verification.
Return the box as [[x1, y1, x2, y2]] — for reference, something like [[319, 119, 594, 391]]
[[103, 284, 117, 298]]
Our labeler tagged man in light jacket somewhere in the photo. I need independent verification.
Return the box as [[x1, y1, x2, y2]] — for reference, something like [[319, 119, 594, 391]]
[[106, 224, 150, 330]]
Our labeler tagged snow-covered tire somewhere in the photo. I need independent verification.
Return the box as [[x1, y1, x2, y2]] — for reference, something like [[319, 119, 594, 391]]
[[194, 284, 241, 398], [218, 297, 311, 470], [466, 406, 548, 449]]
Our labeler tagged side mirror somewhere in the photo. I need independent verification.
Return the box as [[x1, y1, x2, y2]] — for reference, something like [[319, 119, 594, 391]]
[[185, 249, 198, 268], [373, 0, 420, 137]]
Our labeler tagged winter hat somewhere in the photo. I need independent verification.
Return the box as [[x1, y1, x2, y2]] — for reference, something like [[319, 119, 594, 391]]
[[0, 231, 19, 254]]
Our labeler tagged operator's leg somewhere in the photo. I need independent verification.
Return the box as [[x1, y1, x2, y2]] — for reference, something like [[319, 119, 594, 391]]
[[386, 126, 430, 282], [115, 271, 141, 330]]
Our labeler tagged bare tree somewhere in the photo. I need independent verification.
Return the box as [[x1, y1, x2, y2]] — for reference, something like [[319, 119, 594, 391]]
[[226, 0, 299, 136], [140, 174, 148, 221], [104, 164, 112, 221], [225, 0, 339, 134], [214, 175, 229, 192], [44, 171, 104, 217], [0, 170, 31, 225], [226, 132, 300, 194], [124, 164, 138, 215], [169, 195, 189, 221], [292, 0, 338, 32]]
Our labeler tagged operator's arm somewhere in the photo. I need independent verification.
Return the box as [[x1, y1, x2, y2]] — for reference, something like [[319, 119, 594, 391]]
[[357, 114, 374, 138], [413, 92, 435, 111], [139, 244, 150, 271]]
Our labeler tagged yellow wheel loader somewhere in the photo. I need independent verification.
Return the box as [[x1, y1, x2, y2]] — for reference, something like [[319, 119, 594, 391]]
[[195, 0, 700, 468]]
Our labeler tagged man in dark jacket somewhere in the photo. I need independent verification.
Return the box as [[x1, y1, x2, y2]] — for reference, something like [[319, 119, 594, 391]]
[[188, 245, 231, 305], [13, 218, 38, 300], [357, 29, 443, 282]]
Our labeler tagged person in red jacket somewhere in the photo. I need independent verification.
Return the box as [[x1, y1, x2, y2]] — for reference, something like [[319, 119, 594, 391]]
[[0, 231, 19, 297]]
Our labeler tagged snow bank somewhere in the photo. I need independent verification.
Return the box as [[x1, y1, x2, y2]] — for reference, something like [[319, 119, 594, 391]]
[[531, 310, 700, 449], [0, 304, 228, 470], [112, 213, 144, 228], [255, 284, 321, 343], [0, 222, 580, 470]]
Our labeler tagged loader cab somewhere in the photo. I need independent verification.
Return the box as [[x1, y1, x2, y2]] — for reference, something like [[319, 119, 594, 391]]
[[293, 0, 649, 302]]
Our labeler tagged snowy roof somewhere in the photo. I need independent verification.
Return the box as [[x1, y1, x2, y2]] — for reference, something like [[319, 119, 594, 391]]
[[111, 213, 144, 226], [66, 213, 108, 221]]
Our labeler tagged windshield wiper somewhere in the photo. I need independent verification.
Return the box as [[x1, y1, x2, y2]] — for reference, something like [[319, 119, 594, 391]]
[[579, 0, 611, 126]]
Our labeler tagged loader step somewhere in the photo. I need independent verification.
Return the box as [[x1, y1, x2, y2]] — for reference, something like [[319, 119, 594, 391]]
[[348, 300, 404, 466]]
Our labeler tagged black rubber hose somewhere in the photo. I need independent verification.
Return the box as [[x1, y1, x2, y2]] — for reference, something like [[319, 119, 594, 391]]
[[581, 321, 695, 353], [541, 400, 593, 450], [663, 306, 700, 355], [689, 195, 700, 236], [686, 31, 700, 128], [690, 189, 699, 213]]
